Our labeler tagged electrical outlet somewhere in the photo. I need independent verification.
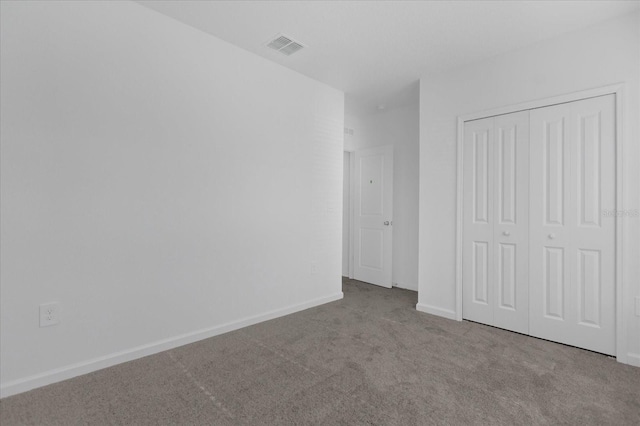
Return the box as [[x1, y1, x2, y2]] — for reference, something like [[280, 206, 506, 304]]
[[311, 261, 318, 275], [40, 302, 60, 327]]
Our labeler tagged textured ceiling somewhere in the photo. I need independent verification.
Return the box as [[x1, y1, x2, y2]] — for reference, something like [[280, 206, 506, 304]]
[[137, 1, 639, 114]]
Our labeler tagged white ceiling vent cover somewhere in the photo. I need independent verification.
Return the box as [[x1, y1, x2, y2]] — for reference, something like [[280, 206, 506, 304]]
[[266, 34, 305, 56]]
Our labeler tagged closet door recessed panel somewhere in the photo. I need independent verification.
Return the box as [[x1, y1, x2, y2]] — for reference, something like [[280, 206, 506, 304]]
[[543, 118, 565, 227]]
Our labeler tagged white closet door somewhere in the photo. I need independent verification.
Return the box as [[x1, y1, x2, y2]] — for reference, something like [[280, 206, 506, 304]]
[[493, 112, 529, 334], [462, 117, 495, 325], [529, 95, 616, 355], [463, 113, 529, 333]]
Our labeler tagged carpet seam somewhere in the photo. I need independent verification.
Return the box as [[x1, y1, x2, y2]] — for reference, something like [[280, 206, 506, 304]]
[[167, 351, 235, 420]]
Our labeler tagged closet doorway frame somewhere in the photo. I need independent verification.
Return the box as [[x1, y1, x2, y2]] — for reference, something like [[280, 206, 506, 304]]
[[454, 83, 627, 363]]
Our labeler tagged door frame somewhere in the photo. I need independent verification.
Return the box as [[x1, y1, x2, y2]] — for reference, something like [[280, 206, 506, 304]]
[[345, 150, 356, 279], [455, 83, 628, 363]]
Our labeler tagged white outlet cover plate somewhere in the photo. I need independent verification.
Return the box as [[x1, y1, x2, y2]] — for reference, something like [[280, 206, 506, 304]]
[[39, 302, 60, 327]]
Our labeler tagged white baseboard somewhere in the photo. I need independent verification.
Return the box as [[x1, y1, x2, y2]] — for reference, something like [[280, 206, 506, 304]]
[[392, 282, 418, 291], [416, 303, 458, 321], [414, 307, 640, 368], [0, 292, 343, 399], [625, 352, 640, 367]]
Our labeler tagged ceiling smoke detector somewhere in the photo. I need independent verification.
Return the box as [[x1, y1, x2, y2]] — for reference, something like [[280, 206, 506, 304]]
[[266, 34, 305, 56]]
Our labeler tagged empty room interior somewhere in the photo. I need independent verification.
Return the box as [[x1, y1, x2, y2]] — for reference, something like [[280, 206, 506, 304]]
[[1, 0, 640, 424]]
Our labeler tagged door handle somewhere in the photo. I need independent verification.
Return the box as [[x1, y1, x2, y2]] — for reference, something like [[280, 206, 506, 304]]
[[384, 221, 390, 226], [548, 233, 556, 239], [503, 231, 511, 236]]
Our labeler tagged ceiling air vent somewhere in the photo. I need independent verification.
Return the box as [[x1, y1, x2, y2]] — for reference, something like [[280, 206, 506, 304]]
[[266, 34, 305, 56]]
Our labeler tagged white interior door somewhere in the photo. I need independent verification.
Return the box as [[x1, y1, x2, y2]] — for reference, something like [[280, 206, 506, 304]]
[[353, 146, 393, 288], [529, 94, 616, 355], [462, 112, 529, 334]]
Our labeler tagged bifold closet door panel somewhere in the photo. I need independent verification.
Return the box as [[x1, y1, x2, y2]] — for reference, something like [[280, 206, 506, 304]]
[[492, 112, 529, 334], [529, 94, 616, 355], [462, 117, 495, 326], [462, 112, 530, 333]]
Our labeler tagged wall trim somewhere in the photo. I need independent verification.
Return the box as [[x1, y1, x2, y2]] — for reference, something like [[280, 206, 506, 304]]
[[626, 353, 640, 368], [348, 150, 356, 279], [457, 83, 625, 122], [393, 282, 418, 291], [454, 83, 628, 364], [0, 292, 344, 399], [416, 303, 457, 320]]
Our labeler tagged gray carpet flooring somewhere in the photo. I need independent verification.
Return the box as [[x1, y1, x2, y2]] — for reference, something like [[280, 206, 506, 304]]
[[1, 278, 639, 425]]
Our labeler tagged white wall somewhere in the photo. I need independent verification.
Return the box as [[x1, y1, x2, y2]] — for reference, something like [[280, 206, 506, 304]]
[[418, 12, 640, 365], [0, 0, 344, 397], [344, 100, 420, 290]]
